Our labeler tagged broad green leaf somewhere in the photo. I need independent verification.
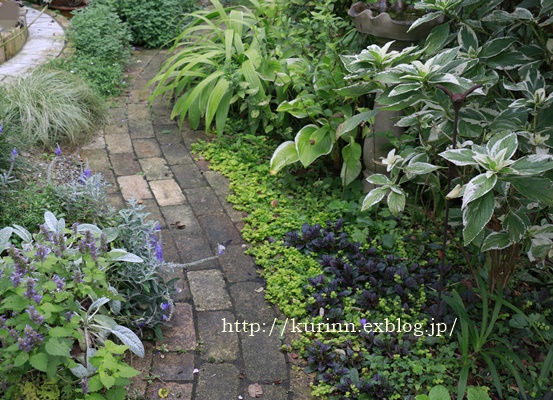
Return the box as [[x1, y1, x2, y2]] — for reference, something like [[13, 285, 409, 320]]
[[458, 24, 479, 52], [205, 78, 230, 134], [336, 110, 378, 139], [100, 369, 116, 389], [439, 148, 478, 166], [463, 191, 495, 246], [429, 385, 451, 400], [277, 99, 309, 119], [387, 190, 406, 216], [509, 155, 553, 176], [481, 231, 512, 251], [341, 141, 362, 186], [361, 187, 388, 211], [270, 141, 299, 175], [510, 176, 553, 205], [462, 173, 497, 209], [408, 11, 443, 32], [295, 125, 333, 168], [30, 353, 50, 372], [49, 326, 74, 338], [109, 325, 145, 357], [45, 337, 72, 357], [14, 351, 29, 367]]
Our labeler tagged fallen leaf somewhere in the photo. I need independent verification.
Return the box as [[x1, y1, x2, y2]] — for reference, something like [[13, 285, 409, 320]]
[[290, 353, 299, 359], [254, 287, 264, 293], [239, 372, 246, 380], [162, 130, 172, 134], [247, 383, 263, 398], [158, 388, 169, 398], [273, 379, 283, 384], [270, 199, 278, 207], [193, 368, 199, 374]]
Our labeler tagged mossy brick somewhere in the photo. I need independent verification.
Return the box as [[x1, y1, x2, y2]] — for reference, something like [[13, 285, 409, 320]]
[[197, 311, 239, 361], [157, 303, 196, 351], [187, 269, 232, 311], [133, 138, 162, 158], [195, 363, 240, 400]]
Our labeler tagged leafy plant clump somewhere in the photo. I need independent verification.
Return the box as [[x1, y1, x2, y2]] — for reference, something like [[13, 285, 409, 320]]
[[0, 213, 144, 399], [0, 69, 108, 149]]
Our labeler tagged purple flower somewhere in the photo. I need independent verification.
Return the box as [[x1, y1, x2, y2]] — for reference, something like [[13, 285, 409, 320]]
[[80, 377, 89, 394], [55, 144, 62, 156], [0, 125, 3, 134], [10, 148, 17, 162], [65, 311, 74, 322], [73, 270, 85, 284], [160, 302, 170, 311], [10, 270, 23, 287], [34, 245, 51, 261], [52, 274, 65, 292], [26, 305, 44, 325], [217, 243, 226, 255], [155, 240, 163, 262], [360, 318, 367, 328], [162, 314, 169, 321], [84, 168, 91, 178], [17, 325, 43, 352], [78, 168, 92, 184], [0, 315, 6, 328]]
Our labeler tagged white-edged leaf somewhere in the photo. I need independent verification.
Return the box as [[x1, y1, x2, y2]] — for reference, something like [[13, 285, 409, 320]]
[[108, 249, 143, 263], [487, 131, 517, 160], [387, 191, 406, 216], [404, 162, 441, 175], [408, 11, 443, 32], [366, 173, 391, 186], [509, 154, 553, 176], [109, 325, 145, 357], [458, 24, 479, 52], [481, 231, 513, 251], [463, 191, 495, 246], [462, 173, 497, 209], [361, 187, 388, 211], [439, 148, 478, 166], [503, 212, 528, 241], [270, 141, 299, 175]]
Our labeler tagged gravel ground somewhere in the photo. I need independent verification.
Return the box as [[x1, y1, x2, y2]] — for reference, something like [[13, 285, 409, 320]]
[[19, 147, 85, 186]]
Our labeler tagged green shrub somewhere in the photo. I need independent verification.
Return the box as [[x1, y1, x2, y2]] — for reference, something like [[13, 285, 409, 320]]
[[1, 69, 107, 149], [68, 4, 132, 65], [48, 55, 126, 97]]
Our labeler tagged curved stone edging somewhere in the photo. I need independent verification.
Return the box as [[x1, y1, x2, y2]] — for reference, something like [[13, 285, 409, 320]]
[[0, 10, 29, 64]]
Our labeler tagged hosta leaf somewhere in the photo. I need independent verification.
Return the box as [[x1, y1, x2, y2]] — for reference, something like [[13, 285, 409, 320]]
[[336, 110, 378, 139], [295, 125, 333, 168], [481, 231, 513, 251], [270, 141, 299, 175], [341, 141, 362, 186], [463, 191, 495, 246], [361, 187, 388, 211], [109, 325, 145, 357], [462, 173, 497, 209], [387, 190, 406, 216]]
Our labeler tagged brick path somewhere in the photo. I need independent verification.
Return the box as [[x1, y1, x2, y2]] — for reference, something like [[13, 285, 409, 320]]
[[80, 49, 314, 400]]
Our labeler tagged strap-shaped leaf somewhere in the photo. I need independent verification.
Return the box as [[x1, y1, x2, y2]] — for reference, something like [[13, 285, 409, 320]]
[[336, 110, 378, 139], [463, 191, 495, 246]]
